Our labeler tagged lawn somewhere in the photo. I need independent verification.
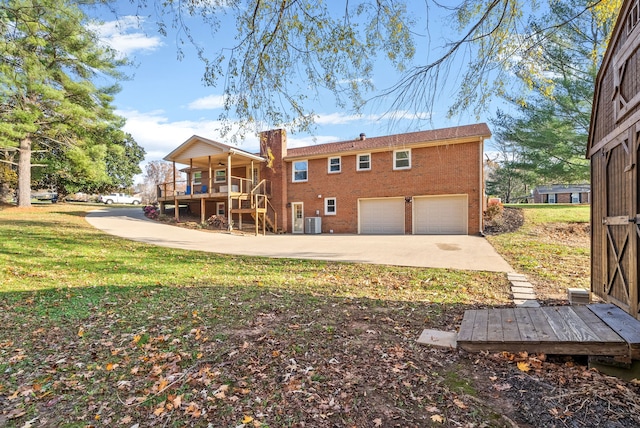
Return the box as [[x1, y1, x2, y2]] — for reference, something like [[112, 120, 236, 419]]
[[486, 204, 591, 302], [1, 203, 637, 427]]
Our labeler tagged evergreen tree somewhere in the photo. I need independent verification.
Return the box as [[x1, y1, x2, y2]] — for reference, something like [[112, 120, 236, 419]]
[[0, 0, 135, 206]]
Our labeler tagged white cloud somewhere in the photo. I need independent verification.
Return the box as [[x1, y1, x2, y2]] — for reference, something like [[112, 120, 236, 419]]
[[119, 109, 347, 168], [118, 109, 262, 163], [90, 16, 163, 56], [188, 95, 226, 110]]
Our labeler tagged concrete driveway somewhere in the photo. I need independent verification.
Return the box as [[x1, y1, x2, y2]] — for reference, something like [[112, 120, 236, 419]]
[[85, 208, 513, 272]]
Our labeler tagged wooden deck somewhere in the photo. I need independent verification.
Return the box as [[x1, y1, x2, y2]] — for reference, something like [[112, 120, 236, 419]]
[[457, 304, 640, 358]]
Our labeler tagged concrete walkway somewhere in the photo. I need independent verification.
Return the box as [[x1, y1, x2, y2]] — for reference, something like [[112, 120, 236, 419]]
[[85, 208, 514, 272]]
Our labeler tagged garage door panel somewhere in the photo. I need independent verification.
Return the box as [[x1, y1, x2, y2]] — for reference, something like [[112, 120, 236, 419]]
[[359, 198, 404, 234], [414, 195, 467, 234]]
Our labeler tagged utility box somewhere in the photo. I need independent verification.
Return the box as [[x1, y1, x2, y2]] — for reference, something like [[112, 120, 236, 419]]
[[305, 217, 321, 234]]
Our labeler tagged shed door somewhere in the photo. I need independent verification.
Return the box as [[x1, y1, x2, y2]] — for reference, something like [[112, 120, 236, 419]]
[[599, 123, 640, 317], [359, 198, 404, 234], [413, 195, 468, 235]]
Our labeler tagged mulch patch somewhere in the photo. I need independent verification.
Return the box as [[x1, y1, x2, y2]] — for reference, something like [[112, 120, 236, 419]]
[[484, 207, 525, 235]]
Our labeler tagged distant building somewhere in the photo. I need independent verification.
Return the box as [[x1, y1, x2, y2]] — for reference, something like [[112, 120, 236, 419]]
[[532, 184, 590, 204]]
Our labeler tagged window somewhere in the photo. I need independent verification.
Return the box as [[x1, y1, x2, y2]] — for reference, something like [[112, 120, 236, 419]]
[[548, 194, 557, 204], [628, 0, 639, 34], [214, 169, 226, 183], [571, 193, 580, 204], [293, 160, 308, 182], [193, 171, 202, 185], [328, 156, 341, 173], [357, 153, 371, 171], [394, 149, 411, 170], [325, 197, 336, 215], [216, 202, 225, 216]]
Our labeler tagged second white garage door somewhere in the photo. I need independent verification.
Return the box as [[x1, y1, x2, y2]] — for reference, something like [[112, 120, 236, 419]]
[[413, 195, 468, 234], [359, 198, 405, 234]]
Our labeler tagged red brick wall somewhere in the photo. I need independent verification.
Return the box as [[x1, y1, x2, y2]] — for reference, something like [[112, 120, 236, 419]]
[[276, 142, 482, 234], [260, 129, 289, 232]]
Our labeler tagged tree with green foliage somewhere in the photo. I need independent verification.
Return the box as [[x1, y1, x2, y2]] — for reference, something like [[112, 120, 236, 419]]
[[114, 0, 621, 134], [485, 143, 537, 203], [489, 0, 616, 185], [32, 126, 144, 197], [0, 0, 134, 207]]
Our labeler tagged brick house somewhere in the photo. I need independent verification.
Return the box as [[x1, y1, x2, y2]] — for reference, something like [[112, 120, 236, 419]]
[[532, 184, 591, 204], [158, 123, 490, 235]]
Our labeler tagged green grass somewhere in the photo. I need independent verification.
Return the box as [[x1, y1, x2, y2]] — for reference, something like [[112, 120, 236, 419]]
[[0, 204, 514, 426], [489, 204, 590, 298], [505, 203, 590, 224]]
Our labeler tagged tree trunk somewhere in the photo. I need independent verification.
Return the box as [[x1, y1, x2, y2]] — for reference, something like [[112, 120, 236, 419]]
[[17, 137, 32, 207]]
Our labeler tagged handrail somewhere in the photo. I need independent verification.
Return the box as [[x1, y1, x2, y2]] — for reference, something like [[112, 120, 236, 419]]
[[265, 197, 278, 232], [157, 180, 188, 198]]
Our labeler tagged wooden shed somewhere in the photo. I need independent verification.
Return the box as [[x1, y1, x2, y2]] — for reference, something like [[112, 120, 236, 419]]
[[588, 0, 640, 319]]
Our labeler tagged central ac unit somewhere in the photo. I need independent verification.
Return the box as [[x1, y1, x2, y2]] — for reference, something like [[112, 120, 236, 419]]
[[305, 217, 322, 234]]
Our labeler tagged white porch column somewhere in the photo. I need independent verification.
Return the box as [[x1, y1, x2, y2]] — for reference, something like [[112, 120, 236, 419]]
[[227, 153, 232, 231]]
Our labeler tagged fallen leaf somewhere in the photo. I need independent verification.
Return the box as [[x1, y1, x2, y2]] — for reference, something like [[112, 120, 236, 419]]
[[242, 415, 254, 424], [172, 395, 182, 408], [517, 361, 531, 372], [453, 398, 467, 409], [77, 327, 84, 338], [493, 383, 512, 391], [7, 408, 25, 419], [20, 416, 39, 427], [431, 414, 444, 423], [373, 418, 383, 427]]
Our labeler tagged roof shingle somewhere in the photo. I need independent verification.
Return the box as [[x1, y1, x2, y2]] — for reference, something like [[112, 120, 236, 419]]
[[285, 123, 491, 158]]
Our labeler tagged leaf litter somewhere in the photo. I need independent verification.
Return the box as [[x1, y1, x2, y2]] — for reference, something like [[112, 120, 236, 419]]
[[2, 287, 640, 427]]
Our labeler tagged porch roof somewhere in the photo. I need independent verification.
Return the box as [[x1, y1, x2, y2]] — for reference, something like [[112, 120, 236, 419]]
[[164, 135, 265, 168]]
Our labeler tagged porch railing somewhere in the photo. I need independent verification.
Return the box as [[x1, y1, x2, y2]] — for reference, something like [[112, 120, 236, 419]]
[[157, 177, 272, 199]]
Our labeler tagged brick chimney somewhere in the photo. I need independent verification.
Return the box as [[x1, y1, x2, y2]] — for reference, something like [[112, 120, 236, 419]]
[[260, 129, 288, 232]]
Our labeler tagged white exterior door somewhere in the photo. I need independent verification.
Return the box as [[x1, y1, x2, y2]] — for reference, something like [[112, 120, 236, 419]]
[[413, 195, 467, 235], [358, 198, 405, 234], [292, 202, 304, 234]]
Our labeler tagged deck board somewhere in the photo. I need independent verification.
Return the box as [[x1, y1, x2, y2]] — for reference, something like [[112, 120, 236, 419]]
[[501, 308, 521, 342], [487, 310, 504, 342], [525, 307, 558, 342], [457, 305, 630, 356], [473, 309, 489, 342], [457, 310, 476, 343], [588, 304, 640, 359], [513, 308, 539, 342], [543, 306, 601, 342]]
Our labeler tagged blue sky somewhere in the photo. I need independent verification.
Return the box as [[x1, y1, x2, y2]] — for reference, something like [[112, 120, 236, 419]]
[[88, 2, 504, 173]]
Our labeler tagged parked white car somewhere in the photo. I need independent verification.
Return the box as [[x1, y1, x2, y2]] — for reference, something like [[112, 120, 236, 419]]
[[99, 193, 141, 205]]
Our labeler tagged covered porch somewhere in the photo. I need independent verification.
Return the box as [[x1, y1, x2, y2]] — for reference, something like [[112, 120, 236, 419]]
[[157, 135, 278, 235]]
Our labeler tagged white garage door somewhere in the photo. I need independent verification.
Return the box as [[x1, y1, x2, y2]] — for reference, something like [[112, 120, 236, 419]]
[[359, 198, 405, 234], [413, 195, 468, 234]]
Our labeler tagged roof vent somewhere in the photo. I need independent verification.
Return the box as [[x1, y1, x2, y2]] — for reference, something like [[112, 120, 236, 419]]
[[359, 133, 366, 140]]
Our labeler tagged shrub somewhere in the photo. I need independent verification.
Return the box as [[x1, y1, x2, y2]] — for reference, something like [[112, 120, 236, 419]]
[[485, 199, 504, 221], [143, 205, 159, 219]]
